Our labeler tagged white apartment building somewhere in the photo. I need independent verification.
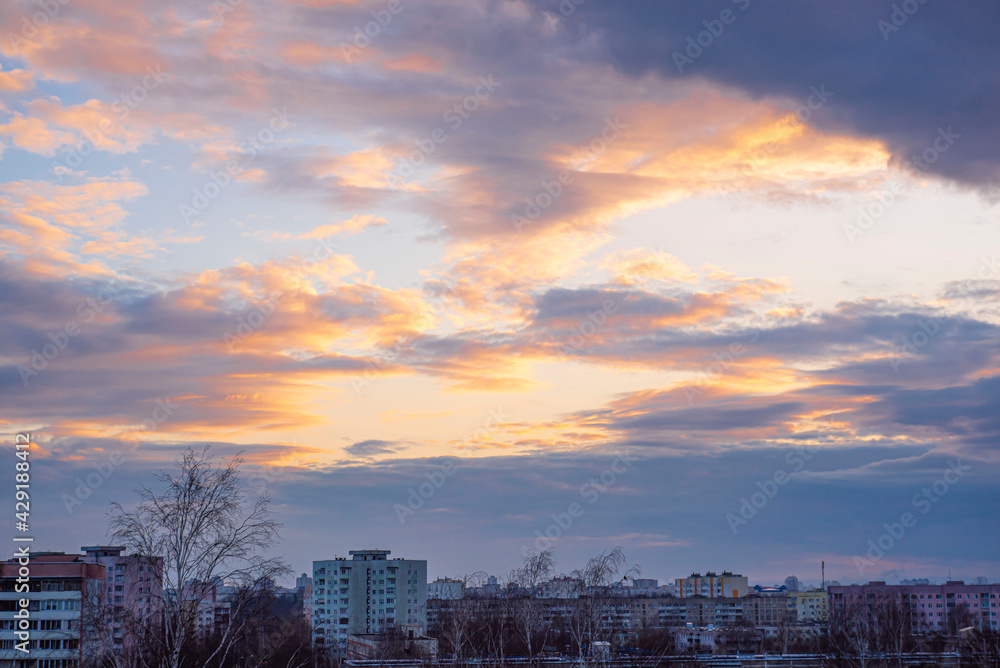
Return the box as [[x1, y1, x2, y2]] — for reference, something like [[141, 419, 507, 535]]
[[427, 578, 464, 600], [312, 550, 426, 651]]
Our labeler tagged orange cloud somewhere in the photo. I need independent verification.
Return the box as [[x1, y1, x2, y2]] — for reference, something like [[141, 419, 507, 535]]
[[0, 115, 75, 155], [382, 54, 442, 74], [0, 68, 34, 92], [298, 214, 387, 238]]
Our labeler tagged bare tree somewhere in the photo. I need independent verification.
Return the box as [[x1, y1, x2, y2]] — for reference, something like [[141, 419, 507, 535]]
[[510, 550, 556, 664], [108, 446, 289, 668], [960, 627, 1000, 668], [828, 596, 873, 668], [565, 548, 639, 664], [438, 572, 490, 665]]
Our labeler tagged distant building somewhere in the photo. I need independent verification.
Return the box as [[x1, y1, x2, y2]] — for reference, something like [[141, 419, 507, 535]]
[[297, 573, 314, 626], [753, 584, 787, 596], [745, 594, 792, 627], [427, 578, 464, 600], [976, 577, 990, 585], [901, 578, 931, 586], [676, 572, 748, 598], [312, 549, 427, 651], [627, 578, 673, 597], [784, 575, 801, 592], [674, 626, 723, 654], [80, 546, 163, 654], [787, 589, 828, 622], [540, 577, 581, 599], [829, 581, 1000, 631], [346, 633, 438, 660]]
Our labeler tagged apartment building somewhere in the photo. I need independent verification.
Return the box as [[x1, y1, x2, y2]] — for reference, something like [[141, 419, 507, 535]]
[[787, 589, 828, 622], [676, 572, 748, 598], [0, 553, 105, 668], [427, 578, 464, 601], [829, 581, 1000, 632], [744, 593, 792, 627], [79, 546, 162, 654], [312, 550, 427, 651]]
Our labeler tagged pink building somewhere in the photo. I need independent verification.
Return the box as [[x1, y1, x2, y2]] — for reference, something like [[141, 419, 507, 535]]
[[829, 581, 1000, 632], [80, 546, 163, 654]]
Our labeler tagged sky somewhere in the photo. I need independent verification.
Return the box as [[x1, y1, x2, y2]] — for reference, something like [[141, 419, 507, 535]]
[[1, 0, 999, 588]]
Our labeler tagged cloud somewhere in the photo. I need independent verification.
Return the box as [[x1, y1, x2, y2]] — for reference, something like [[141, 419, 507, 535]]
[[347, 439, 403, 457], [537, 0, 1000, 191]]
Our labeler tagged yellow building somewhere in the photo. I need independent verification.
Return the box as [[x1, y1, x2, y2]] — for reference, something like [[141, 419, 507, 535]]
[[676, 571, 748, 598], [787, 589, 828, 621]]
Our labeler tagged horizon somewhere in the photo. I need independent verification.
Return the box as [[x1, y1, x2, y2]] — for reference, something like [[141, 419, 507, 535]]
[[3, 0, 1000, 607]]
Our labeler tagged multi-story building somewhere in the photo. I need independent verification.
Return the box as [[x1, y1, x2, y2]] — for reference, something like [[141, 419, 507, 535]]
[[744, 594, 792, 627], [79, 546, 162, 655], [673, 626, 723, 654], [784, 576, 801, 592], [296, 574, 313, 626], [312, 550, 427, 651], [676, 572, 748, 598], [539, 577, 581, 599], [427, 578, 464, 601], [787, 589, 827, 622], [829, 581, 1000, 632], [0, 552, 105, 668]]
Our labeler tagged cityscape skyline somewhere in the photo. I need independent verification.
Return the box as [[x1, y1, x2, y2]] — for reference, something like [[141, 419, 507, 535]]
[[3, 0, 1000, 636]]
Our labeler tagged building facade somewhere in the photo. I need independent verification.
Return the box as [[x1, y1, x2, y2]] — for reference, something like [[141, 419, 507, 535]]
[[312, 550, 427, 651], [79, 546, 162, 655], [787, 589, 828, 622], [0, 553, 105, 668], [427, 578, 464, 601], [676, 572, 748, 598], [829, 581, 1000, 632]]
